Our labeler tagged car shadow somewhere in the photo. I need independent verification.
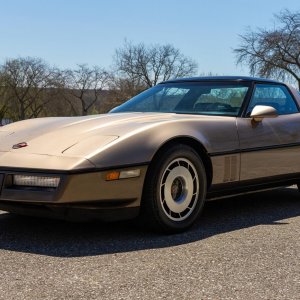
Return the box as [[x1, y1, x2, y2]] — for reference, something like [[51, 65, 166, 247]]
[[0, 187, 299, 257]]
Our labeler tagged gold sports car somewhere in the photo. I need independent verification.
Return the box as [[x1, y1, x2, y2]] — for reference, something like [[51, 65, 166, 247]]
[[0, 76, 300, 232]]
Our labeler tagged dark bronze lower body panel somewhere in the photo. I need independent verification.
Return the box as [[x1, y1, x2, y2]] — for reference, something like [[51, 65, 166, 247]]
[[207, 173, 300, 199], [0, 200, 140, 222]]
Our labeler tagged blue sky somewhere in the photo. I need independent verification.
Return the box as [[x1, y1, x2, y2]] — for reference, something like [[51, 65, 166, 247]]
[[0, 0, 299, 75]]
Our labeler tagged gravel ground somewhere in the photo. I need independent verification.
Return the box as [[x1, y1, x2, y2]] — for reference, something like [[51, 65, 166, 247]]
[[0, 187, 299, 300]]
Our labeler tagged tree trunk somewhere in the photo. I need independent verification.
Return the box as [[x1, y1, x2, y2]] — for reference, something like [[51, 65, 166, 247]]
[[20, 102, 25, 120]]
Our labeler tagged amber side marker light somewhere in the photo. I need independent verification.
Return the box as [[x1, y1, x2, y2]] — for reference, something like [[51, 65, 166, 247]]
[[105, 169, 141, 181], [106, 171, 120, 181]]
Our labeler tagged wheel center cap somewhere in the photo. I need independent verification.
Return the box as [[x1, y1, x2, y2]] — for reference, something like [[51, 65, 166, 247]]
[[171, 177, 184, 201]]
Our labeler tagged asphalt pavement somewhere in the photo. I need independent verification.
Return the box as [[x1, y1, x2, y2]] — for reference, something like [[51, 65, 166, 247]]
[[0, 187, 299, 300]]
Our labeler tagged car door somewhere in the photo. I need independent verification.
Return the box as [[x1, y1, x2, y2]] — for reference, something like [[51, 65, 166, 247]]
[[237, 83, 300, 181]]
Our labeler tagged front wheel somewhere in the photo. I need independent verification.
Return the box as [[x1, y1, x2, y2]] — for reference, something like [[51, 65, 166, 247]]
[[142, 144, 207, 233]]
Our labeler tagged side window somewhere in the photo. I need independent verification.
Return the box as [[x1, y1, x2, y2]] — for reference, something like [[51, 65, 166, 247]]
[[248, 84, 299, 115]]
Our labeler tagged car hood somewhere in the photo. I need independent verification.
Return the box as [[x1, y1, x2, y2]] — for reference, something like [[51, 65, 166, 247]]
[[0, 112, 188, 157]]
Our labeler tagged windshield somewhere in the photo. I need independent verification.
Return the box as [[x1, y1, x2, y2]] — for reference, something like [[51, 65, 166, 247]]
[[111, 82, 250, 116]]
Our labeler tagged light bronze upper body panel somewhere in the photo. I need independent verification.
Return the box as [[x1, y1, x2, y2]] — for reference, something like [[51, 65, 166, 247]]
[[0, 78, 299, 187]]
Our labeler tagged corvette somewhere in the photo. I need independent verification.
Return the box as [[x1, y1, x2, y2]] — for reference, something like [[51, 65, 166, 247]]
[[0, 76, 300, 232]]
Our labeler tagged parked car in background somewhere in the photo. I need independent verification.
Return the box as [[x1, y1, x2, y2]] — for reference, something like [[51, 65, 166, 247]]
[[0, 76, 299, 232]]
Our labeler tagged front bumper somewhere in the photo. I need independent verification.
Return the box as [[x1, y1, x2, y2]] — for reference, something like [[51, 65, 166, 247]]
[[0, 165, 148, 221]]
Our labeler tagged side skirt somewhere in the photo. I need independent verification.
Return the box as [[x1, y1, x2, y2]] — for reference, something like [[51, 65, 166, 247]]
[[206, 174, 300, 200]]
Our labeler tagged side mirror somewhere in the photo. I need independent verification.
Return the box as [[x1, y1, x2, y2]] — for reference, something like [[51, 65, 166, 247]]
[[250, 105, 278, 122]]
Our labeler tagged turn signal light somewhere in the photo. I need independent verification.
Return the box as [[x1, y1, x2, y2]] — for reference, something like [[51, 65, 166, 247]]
[[105, 171, 120, 181], [105, 169, 141, 181], [119, 169, 140, 179]]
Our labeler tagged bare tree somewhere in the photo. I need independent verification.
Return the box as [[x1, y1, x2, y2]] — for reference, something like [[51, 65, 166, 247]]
[[0, 97, 8, 122], [108, 76, 146, 104], [0, 73, 8, 121], [65, 64, 111, 115], [0, 88, 16, 122], [234, 10, 300, 89], [1, 57, 60, 120], [114, 41, 198, 88]]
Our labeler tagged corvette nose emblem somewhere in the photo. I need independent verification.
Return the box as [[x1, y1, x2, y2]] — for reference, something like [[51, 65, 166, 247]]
[[12, 142, 28, 149]]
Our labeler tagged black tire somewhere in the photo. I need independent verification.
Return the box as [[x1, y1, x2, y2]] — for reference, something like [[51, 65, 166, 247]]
[[141, 144, 207, 233]]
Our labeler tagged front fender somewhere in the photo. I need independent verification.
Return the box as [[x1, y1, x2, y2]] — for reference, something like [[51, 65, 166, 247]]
[[86, 117, 238, 168]]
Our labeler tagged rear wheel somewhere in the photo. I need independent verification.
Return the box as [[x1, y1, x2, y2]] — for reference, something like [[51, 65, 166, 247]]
[[142, 144, 207, 233]]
